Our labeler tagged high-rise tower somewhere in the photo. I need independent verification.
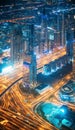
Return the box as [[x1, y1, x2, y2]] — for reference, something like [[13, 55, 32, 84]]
[[29, 53, 37, 87], [11, 25, 24, 65], [72, 41, 75, 79], [23, 24, 37, 88]]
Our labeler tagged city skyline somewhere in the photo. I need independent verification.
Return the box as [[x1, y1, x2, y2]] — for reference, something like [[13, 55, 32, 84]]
[[0, 0, 75, 130]]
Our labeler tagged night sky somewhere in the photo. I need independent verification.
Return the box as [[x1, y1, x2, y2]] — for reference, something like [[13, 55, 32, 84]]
[[0, 0, 75, 6]]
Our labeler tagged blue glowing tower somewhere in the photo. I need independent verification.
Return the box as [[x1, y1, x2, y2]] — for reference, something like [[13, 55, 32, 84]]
[[72, 40, 75, 79], [23, 24, 37, 88], [30, 53, 37, 87]]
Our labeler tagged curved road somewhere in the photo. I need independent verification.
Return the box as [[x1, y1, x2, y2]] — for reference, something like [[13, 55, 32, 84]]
[[0, 77, 23, 97]]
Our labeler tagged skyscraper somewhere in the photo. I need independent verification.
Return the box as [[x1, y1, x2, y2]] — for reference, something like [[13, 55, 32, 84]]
[[11, 24, 24, 65], [72, 41, 75, 79], [23, 25, 37, 88]]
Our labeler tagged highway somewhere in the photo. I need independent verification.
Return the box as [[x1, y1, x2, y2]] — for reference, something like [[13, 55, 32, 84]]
[[37, 47, 66, 68], [0, 82, 58, 130], [0, 77, 22, 97], [0, 64, 23, 94], [30, 73, 73, 107], [0, 47, 66, 95], [0, 47, 73, 130], [0, 72, 73, 130], [0, 1, 75, 129], [0, 1, 45, 24]]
